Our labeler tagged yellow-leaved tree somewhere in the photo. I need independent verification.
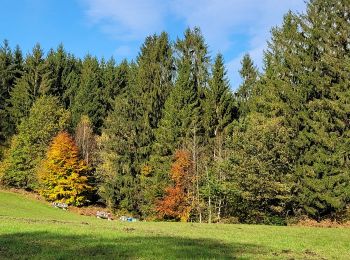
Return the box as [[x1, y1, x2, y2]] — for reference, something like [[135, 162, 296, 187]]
[[38, 131, 92, 206]]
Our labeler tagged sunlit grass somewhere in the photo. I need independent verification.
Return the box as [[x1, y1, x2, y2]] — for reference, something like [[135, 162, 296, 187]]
[[0, 190, 349, 259]]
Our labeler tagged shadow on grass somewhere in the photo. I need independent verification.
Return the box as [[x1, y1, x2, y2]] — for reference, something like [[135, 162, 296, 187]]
[[0, 231, 266, 259]]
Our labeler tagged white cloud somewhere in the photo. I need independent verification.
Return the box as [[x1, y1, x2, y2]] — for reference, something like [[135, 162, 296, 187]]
[[82, 0, 167, 40]]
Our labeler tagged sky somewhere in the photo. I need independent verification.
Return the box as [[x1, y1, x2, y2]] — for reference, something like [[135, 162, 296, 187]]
[[0, 0, 306, 89]]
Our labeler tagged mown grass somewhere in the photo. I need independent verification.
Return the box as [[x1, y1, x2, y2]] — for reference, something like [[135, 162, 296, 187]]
[[0, 190, 349, 259]]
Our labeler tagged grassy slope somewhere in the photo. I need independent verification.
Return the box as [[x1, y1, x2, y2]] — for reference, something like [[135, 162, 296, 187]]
[[0, 191, 349, 259]]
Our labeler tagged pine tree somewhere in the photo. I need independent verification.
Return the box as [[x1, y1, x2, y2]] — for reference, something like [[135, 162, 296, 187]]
[[234, 0, 350, 221], [61, 53, 81, 109], [100, 57, 117, 113], [0, 40, 17, 156], [227, 12, 304, 223], [45, 44, 77, 101], [0, 40, 13, 105], [96, 94, 139, 212]]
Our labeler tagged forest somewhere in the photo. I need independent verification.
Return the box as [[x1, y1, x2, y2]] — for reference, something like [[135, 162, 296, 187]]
[[0, 0, 349, 225]]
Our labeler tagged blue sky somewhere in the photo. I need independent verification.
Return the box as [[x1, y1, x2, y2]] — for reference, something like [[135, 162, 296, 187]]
[[0, 0, 306, 89]]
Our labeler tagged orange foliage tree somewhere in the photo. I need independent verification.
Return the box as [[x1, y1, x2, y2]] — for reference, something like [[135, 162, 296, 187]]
[[157, 150, 194, 222], [38, 131, 92, 206]]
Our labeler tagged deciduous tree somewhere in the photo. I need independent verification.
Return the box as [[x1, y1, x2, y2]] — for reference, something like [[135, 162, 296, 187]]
[[38, 131, 92, 206]]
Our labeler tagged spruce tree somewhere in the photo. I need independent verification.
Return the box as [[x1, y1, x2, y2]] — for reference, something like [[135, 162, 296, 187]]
[[8, 43, 52, 126], [62, 54, 81, 109], [101, 57, 117, 113], [0, 40, 20, 156], [202, 53, 237, 222], [153, 28, 210, 221], [97, 33, 174, 215], [228, 12, 304, 223], [291, 0, 350, 219], [236, 54, 258, 116], [70, 55, 104, 133]]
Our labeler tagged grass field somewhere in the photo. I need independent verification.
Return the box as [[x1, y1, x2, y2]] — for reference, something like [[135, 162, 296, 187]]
[[0, 190, 349, 259]]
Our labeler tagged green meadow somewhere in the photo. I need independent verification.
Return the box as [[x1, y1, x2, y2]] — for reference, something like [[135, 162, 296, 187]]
[[0, 190, 349, 259]]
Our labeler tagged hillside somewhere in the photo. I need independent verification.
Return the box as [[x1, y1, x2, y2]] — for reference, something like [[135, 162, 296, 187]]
[[0, 190, 349, 259]]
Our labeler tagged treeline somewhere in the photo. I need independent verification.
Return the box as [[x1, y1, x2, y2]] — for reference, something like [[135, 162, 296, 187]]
[[0, 0, 349, 224]]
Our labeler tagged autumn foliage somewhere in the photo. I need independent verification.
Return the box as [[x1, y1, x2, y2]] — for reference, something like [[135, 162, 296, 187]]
[[38, 131, 92, 206], [157, 150, 194, 222]]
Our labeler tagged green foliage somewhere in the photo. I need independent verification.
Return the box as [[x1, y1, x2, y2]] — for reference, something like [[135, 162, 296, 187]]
[[1, 96, 70, 189], [236, 54, 258, 116], [8, 44, 52, 126], [204, 54, 237, 138], [255, 0, 350, 220], [70, 55, 104, 133], [0, 40, 23, 157], [1, 0, 350, 223], [230, 114, 294, 223], [97, 32, 174, 216], [153, 27, 209, 173], [201, 53, 237, 222]]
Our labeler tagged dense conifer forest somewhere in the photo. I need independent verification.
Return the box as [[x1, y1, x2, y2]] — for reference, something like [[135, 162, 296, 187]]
[[0, 0, 349, 224]]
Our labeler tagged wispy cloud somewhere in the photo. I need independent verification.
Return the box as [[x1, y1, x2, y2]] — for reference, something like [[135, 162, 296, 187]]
[[80, 0, 306, 87], [82, 0, 167, 40]]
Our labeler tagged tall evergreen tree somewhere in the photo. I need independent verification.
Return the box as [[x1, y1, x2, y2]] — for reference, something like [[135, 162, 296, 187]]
[[236, 54, 258, 116], [8, 43, 52, 126], [97, 32, 174, 215], [62, 54, 81, 109], [101, 57, 117, 113], [291, 0, 350, 219], [153, 28, 210, 221], [45, 44, 80, 104], [0, 40, 21, 156], [70, 55, 104, 133], [202, 53, 237, 222], [228, 12, 305, 223]]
